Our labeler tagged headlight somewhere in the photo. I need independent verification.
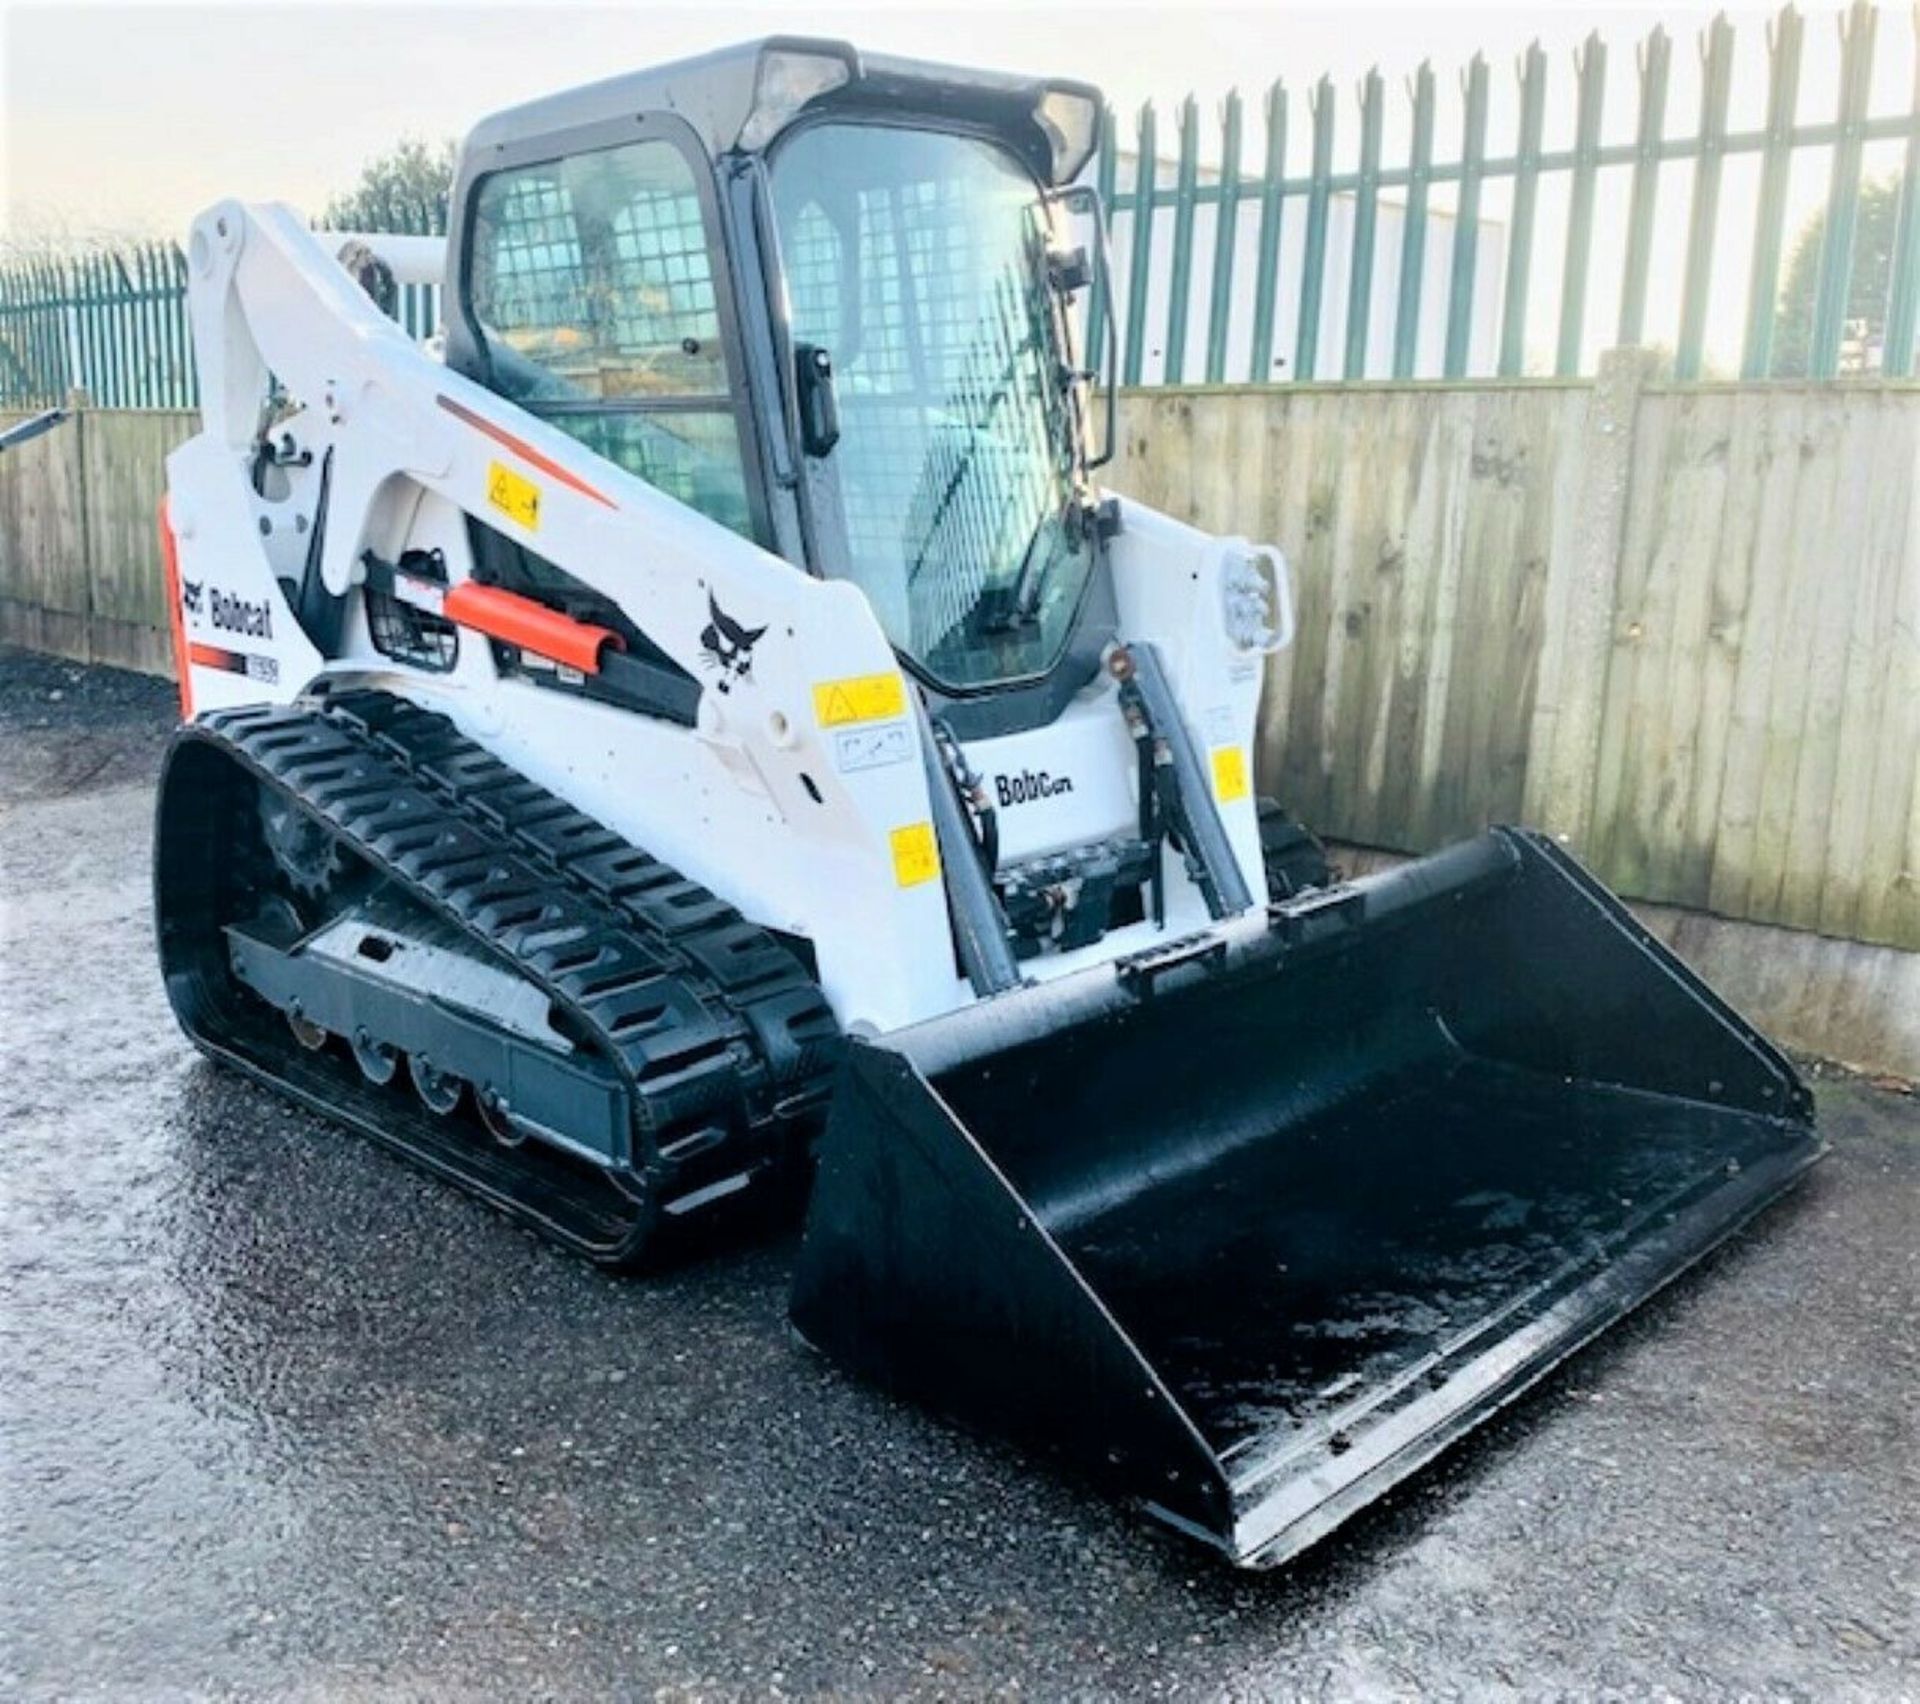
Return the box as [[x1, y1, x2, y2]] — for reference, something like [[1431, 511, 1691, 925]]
[[1221, 546, 1293, 654]]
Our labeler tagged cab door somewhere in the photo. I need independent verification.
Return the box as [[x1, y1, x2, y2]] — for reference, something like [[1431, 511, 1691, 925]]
[[456, 115, 769, 545]]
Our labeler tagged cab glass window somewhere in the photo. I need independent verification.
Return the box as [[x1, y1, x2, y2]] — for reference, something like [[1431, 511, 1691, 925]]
[[770, 124, 1091, 690], [468, 137, 754, 536]]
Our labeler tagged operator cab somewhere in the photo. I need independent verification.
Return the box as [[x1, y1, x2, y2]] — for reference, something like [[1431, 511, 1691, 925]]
[[443, 39, 1114, 732]]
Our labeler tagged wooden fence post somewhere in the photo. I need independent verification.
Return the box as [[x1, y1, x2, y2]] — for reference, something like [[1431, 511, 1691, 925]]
[[65, 389, 95, 663], [1521, 346, 1658, 847]]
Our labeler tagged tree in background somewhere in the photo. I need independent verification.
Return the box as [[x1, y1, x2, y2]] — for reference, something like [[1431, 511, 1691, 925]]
[[321, 138, 458, 236], [1771, 177, 1905, 376]]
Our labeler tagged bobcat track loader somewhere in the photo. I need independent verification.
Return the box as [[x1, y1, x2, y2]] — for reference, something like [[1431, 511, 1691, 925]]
[[155, 39, 1821, 1567]]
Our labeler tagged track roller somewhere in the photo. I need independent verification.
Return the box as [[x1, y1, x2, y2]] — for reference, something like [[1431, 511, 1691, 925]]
[[478, 1091, 530, 1148], [351, 1028, 398, 1086], [408, 1053, 464, 1116]]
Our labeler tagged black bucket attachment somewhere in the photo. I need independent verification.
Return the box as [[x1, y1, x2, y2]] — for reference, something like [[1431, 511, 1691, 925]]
[[791, 829, 1821, 1566]]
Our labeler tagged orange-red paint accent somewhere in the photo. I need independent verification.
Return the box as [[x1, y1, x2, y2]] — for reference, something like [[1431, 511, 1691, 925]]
[[442, 582, 624, 674], [435, 394, 618, 510], [157, 495, 193, 718]]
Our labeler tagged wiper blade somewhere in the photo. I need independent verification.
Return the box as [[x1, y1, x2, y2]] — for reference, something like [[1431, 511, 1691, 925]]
[[1008, 513, 1063, 621], [977, 507, 1066, 634]]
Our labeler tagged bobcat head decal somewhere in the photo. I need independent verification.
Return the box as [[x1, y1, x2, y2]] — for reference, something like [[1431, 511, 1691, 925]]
[[698, 593, 766, 694], [180, 578, 204, 618]]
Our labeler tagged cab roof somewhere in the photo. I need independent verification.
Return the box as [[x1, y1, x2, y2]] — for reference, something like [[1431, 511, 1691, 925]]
[[459, 37, 1102, 187]]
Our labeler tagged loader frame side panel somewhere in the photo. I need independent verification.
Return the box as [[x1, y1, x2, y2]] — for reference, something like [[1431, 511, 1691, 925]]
[[170, 198, 967, 1039]]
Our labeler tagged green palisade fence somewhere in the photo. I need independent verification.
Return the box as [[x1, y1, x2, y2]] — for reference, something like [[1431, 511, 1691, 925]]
[[1089, 0, 1918, 385], [0, 234, 443, 410], [1, 2, 1917, 407], [0, 244, 198, 409]]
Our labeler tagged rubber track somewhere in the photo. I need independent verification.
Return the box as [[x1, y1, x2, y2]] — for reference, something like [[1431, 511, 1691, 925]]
[[176, 689, 839, 1254]]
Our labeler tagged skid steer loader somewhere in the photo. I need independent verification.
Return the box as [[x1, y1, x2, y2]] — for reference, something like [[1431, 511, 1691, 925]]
[[154, 39, 1821, 1567]]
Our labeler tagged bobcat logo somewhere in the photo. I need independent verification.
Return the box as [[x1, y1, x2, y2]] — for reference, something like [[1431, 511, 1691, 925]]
[[698, 593, 765, 694], [181, 579, 204, 618]]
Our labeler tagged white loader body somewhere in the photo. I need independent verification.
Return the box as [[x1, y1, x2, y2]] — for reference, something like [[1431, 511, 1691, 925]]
[[165, 202, 1287, 1034]]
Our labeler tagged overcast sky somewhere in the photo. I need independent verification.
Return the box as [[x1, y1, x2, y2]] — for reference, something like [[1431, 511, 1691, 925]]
[[2, 0, 1912, 373], [5, 0, 1910, 243]]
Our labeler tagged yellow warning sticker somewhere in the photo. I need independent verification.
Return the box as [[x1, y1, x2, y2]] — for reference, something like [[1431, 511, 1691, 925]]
[[1211, 744, 1251, 804], [487, 461, 541, 531], [814, 672, 907, 728], [889, 821, 941, 888]]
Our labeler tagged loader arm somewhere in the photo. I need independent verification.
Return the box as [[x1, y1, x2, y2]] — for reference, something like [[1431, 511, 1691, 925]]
[[183, 200, 868, 693], [168, 200, 968, 1032]]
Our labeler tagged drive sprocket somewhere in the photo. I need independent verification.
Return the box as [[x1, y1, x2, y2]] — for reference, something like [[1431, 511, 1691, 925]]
[[258, 789, 345, 898]]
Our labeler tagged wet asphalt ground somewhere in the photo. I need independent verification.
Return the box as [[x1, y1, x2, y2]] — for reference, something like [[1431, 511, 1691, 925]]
[[1, 646, 1915, 1701]]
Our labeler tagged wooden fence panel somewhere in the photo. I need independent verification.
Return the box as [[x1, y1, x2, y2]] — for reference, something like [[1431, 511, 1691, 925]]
[[82, 409, 196, 671], [0, 408, 195, 670], [1589, 385, 1920, 950], [1427, 387, 1562, 842], [1822, 396, 1918, 944], [0, 409, 89, 658], [1588, 384, 1708, 902], [1114, 384, 1576, 852], [1114, 380, 1920, 950]]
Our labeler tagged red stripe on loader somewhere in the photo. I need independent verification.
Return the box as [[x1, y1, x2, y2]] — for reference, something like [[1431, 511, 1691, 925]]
[[442, 582, 624, 674], [187, 642, 249, 674], [435, 394, 618, 510]]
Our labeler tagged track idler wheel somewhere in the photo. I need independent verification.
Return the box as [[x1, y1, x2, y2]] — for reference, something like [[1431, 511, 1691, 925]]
[[287, 1010, 328, 1051], [408, 1053, 463, 1116], [351, 1027, 399, 1086]]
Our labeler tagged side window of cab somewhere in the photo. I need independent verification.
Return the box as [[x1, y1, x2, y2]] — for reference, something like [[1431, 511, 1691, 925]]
[[467, 134, 758, 539]]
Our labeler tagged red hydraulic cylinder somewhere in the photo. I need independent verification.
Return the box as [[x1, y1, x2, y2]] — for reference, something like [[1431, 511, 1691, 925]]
[[442, 581, 624, 674]]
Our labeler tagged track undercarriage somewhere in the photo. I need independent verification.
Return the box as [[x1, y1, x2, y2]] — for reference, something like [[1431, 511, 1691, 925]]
[[154, 689, 841, 1265]]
